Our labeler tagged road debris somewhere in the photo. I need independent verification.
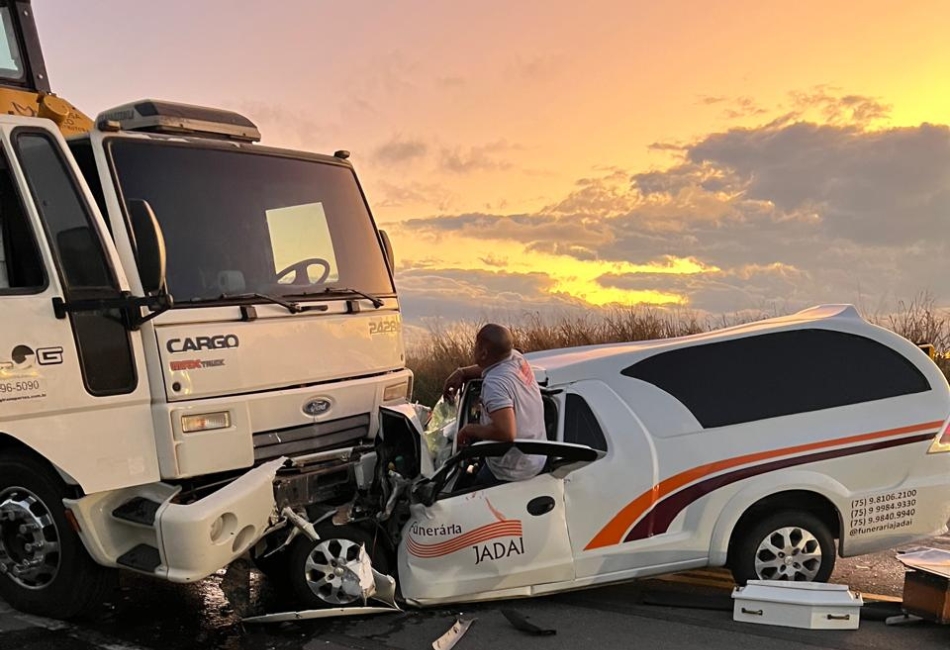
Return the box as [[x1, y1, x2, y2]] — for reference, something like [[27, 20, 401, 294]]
[[432, 617, 475, 650], [243, 606, 401, 623], [897, 547, 950, 624]]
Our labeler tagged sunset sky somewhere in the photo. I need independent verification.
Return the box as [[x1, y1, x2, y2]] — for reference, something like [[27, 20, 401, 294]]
[[37, 1, 950, 323]]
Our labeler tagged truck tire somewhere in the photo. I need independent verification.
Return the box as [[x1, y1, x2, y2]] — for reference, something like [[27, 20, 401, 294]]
[[729, 510, 835, 584], [287, 522, 392, 609], [0, 452, 115, 619]]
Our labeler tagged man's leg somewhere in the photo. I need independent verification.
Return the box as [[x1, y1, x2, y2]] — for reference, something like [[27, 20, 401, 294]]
[[473, 462, 506, 488]]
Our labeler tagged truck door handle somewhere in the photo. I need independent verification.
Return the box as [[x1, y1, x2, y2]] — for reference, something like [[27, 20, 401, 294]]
[[527, 496, 555, 516]]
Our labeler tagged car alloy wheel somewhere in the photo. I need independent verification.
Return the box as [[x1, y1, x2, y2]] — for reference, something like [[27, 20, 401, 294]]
[[753, 525, 822, 581], [304, 537, 366, 605]]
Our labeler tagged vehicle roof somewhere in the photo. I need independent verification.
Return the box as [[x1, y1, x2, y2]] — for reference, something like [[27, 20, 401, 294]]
[[69, 129, 353, 169], [526, 304, 885, 385]]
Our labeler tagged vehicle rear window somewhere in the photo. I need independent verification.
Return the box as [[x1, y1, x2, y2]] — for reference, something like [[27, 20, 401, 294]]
[[622, 329, 930, 428], [563, 394, 608, 451]]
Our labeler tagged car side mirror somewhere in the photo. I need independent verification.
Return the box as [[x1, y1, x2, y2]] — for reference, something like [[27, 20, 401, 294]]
[[127, 198, 167, 294], [379, 229, 395, 271]]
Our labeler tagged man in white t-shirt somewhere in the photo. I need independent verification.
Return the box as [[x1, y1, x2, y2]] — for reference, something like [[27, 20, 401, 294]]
[[442, 324, 546, 486]]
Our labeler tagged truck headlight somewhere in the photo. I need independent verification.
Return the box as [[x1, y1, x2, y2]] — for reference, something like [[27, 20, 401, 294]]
[[383, 379, 411, 403], [181, 411, 231, 433]]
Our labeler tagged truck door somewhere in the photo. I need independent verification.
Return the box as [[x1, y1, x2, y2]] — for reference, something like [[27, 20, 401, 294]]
[[0, 120, 158, 493]]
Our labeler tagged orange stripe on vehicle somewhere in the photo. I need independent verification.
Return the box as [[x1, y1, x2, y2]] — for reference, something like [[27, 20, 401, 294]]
[[584, 420, 943, 550]]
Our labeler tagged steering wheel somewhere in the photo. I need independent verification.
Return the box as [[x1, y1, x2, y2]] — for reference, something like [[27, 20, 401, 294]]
[[276, 257, 331, 285]]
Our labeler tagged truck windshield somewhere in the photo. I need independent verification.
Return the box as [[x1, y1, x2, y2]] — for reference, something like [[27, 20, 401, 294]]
[[0, 6, 24, 84], [107, 140, 394, 303]]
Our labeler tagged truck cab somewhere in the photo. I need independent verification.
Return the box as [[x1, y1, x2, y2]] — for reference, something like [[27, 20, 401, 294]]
[[0, 45, 411, 618]]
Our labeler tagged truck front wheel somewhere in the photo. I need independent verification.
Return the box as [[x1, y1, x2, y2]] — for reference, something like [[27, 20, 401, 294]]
[[0, 452, 115, 618]]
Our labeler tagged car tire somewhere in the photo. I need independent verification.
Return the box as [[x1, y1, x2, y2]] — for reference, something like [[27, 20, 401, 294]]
[[729, 510, 835, 584], [0, 452, 115, 619], [287, 522, 392, 609], [253, 547, 292, 592]]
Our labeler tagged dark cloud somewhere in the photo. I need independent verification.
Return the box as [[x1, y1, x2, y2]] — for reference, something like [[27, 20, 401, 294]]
[[398, 211, 613, 250], [398, 109, 950, 318], [373, 136, 428, 164], [689, 121, 950, 244], [394, 267, 586, 324]]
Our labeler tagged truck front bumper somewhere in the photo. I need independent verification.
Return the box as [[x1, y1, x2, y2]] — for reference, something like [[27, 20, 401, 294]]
[[66, 457, 286, 583]]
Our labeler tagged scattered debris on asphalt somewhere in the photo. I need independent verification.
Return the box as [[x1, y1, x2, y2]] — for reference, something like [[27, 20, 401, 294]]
[[897, 547, 950, 624], [432, 617, 475, 650], [243, 606, 402, 624], [886, 613, 925, 626]]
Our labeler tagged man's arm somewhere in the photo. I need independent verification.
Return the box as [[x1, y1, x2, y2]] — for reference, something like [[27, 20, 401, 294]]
[[442, 364, 483, 398], [458, 407, 517, 446]]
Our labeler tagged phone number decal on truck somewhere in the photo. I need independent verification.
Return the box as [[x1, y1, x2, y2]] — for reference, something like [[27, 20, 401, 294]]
[[849, 490, 917, 536], [0, 378, 47, 403]]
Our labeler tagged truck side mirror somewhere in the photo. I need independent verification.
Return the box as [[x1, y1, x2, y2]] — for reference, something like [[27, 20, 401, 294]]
[[127, 198, 167, 294], [379, 229, 395, 271]]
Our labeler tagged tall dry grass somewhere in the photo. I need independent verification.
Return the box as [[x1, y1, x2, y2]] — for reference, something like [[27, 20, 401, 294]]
[[407, 297, 950, 406]]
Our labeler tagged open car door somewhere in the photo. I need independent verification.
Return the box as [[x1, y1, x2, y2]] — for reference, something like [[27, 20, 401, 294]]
[[397, 438, 603, 604]]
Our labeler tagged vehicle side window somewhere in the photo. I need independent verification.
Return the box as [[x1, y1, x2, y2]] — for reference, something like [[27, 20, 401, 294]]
[[67, 139, 109, 223], [16, 132, 113, 289], [622, 329, 930, 429], [563, 394, 608, 451], [0, 149, 44, 291], [15, 130, 136, 396]]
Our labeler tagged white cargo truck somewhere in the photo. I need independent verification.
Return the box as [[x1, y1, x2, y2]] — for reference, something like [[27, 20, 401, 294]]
[[0, 2, 411, 618]]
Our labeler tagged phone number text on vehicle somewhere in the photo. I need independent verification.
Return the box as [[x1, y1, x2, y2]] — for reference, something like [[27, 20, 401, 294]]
[[0, 379, 41, 393]]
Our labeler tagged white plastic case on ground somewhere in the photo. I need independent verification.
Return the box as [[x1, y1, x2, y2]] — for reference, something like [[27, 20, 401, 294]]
[[731, 580, 863, 630]]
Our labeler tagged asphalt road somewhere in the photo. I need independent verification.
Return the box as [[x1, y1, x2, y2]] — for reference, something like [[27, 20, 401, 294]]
[[2, 533, 949, 650]]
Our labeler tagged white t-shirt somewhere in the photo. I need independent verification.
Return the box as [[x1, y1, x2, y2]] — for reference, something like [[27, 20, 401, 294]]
[[480, 351, 546, 481]]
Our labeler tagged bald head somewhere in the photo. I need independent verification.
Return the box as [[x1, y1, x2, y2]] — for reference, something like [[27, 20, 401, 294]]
[[475, 323, 514, 366]]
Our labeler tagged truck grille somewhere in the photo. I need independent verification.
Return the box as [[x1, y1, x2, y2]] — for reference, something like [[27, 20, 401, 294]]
[[253, 413, 371, 462]]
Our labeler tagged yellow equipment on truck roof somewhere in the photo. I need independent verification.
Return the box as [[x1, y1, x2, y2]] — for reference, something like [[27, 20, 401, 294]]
[[0, 0, 91, 135]]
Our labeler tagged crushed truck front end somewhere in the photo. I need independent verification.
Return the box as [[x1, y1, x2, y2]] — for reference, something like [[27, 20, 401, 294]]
[[55, 103, 412, 583]]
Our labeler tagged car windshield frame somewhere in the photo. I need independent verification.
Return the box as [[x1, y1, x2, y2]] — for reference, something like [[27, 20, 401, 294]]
[[103, 136, 395, 306]]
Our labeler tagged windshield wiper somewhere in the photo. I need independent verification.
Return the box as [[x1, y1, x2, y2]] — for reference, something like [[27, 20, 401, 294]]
[[210, 292, 327, 314], [287, 287, 384, 309]]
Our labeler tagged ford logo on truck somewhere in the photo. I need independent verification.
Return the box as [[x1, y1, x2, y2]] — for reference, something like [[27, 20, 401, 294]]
[[166, 334, 240, 354], [303, 398, 332, 416]]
